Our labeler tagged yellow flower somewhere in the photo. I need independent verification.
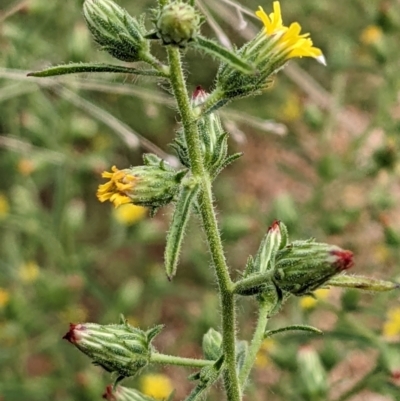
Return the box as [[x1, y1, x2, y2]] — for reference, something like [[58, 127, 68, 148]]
[[281, 93, 302, 121], [360, 25, 383, 45], [140, 373, 173, 400], [113, 204, 147, 225], [59, 305, 89, 324], [300, 288, 330, 310], [383, 307, 400, 339], [17, 159, 35, 176], [0, 194, 10, 219], [255, 2, 325, 64], [18, 261, 40, 283], [97, 165, 136, 208], [255, 338, 276, 368], [0, 288, 10, 308]]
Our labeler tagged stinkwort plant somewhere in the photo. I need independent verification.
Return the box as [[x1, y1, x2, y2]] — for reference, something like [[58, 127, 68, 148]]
[[29, 1, 398, 400]]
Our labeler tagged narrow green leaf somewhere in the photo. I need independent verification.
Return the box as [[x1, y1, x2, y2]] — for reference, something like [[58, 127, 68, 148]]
[[327, 274, 400, 292], [165, 182, 200, 280], [27, 63, 165, 78], [213, 152, 243, 177], [265, 324, 323, 338], [194, 36, 254, 75], [146, 325, 165, 342]]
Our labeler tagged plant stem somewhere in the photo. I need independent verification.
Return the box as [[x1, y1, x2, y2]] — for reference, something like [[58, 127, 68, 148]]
[[239, 300, 270, 388], [166, 46, 241, 401], [151, 353, 213, 368]]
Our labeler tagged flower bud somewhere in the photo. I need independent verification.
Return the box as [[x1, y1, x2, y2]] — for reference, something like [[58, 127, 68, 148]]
[[96, 163, 187, 208], [154, 2, 202, 46], [172, 86, 236, 178], [273, 240, 354, 296], [83, 0, 149, 62], [103, 385, 156, 401], [297, 346, 328, 400], [63, 320, 163, 379], [202, 328, 222, 360], [252, 220, 283, 275]]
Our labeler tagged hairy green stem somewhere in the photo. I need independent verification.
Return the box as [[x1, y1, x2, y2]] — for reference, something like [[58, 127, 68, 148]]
[[142, 53, 170, 77], [167, 46, 241, 401], [239, 300, 270, 388], [151, 353, 213, 368]]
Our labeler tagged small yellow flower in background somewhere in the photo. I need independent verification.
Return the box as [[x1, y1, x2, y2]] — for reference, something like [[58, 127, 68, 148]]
[[18, 261, 40, 283], [300, 288, 330, 310], [0, 288, 10, 308], [281, 93, 302, 121], [140, 373, 173, 400], [255, 338, 276, 368], [59, 305, 89, 324], [383, 307, 400, 339], [92, 133, 113, 152], [17, 159, 35, 176], [125, 315, 139, 327], [255, 2, 325, 64], [360, 25, 383, 45], [374, 243, 390, 264], [113, 204, 147, 225], [0, 194, 10, 219], [97, 165, 136, 208]]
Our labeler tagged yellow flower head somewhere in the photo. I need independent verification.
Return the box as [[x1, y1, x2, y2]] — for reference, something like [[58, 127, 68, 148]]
[[17, 159, 35, 176], [140, 373, 173, 400], [0, 288, 10, 308], [383, 307, 400, 339], [300, 288, 330, 310], [97, 165, 136, 208], [255, 2, 325, 64], [18, 261, 40, 283], [360, 25, 383, 45], [113, 204, 147, 225], [255, 338, 276, 368], [0, 194, 10, 219]]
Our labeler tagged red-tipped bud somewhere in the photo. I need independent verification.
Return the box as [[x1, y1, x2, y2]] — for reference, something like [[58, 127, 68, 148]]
[[273, 241, 355, 296], [62, 320, 163, 379], [63, 323, 87, 344], [329, 249, 354, 271], [102, 385, 117, 401]]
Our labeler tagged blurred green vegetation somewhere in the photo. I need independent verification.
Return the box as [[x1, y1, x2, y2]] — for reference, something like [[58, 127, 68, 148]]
[[1, 0, 400, 400]]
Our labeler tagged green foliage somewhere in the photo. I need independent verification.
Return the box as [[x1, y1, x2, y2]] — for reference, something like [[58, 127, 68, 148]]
[[1, 0, 400, 400]]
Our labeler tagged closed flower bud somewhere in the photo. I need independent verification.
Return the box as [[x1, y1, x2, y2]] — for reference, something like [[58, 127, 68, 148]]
[[202, 328, 222, 360], [83, 0, 149, 62], [96, 164, 187, 208], [103, 384, 156, 401], [273, 240, 354, 296], [63, 321, 163, 379], [297, 346, 328, 400], [172, 86, 235, 178], [252, 220, 283, 275], [154, 2, 202, 47]]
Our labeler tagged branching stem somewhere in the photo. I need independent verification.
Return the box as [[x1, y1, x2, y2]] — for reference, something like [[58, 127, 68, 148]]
[[239, 300, 270, 388], [151, 353, 213, 368]]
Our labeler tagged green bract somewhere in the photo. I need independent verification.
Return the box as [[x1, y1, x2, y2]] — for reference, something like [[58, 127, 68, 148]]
[[83, 0, 149, 62]]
